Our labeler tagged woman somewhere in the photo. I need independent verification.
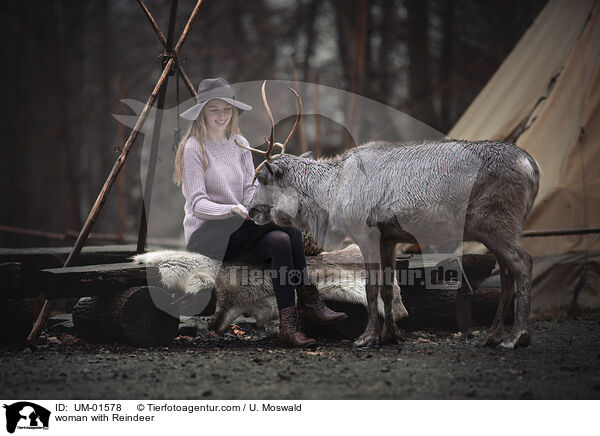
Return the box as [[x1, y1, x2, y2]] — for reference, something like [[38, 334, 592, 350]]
[[173, 78, 347, 347]]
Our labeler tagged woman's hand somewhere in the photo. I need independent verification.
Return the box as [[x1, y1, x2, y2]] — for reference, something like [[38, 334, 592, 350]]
[[231, 203, 249, 220]]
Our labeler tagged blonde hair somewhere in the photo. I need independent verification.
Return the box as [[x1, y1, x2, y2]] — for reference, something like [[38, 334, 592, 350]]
[[173, 102, 241, 186]]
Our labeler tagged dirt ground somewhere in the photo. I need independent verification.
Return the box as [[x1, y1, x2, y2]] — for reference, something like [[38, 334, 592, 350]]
[[1, 315, 599, 400]]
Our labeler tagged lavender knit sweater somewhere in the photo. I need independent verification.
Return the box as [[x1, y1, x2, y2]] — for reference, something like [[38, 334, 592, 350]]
[[181, 134, 257, 245]]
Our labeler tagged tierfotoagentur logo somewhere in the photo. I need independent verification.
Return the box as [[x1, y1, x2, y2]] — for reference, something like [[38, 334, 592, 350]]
[[226, 262, 462, 288], [3, 402, 50, 434]]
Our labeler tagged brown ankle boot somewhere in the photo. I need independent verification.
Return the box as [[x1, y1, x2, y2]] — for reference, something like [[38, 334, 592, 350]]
[[297, 283, 348, 325], [278, 306, 317, 347]]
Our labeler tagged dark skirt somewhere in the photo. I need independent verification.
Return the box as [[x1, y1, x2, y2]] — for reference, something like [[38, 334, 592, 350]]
[[186, 216, 290, 264]]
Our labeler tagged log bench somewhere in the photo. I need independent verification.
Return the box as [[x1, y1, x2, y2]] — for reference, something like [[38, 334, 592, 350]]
[[0, 245, 139, 344], [0, 244, 501, 346]]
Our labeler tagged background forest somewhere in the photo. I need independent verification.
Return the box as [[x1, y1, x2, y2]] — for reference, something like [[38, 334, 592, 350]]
[[0, 0, 547, 247]]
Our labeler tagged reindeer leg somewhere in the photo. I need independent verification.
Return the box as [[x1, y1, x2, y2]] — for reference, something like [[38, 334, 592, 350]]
[[379, 239, 403, 345], [250, 297, 278, 330], [482, 260, 514, 347], [498, 247, 532, 349], [353, 263, 381, 348], [211, 305, 245, 333], [209, 289, 241, 333], [479, 230, 532, 349], [353, 235, 383, 348]]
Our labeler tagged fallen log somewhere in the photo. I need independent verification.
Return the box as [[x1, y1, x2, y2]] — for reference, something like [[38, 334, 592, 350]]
[[43, 247, 501, 345], [72, 286, 179, 346], [397, 253, 504, 330], [0, 262, 44, 298], [133, 246, 499, 337], [0, 262, 23, 297], [0, 245, 139, 269], [0, 246, 142, 299], [131, 245, 407, 340], [0, 298, 33, 344], [37, 262, 161, 300]]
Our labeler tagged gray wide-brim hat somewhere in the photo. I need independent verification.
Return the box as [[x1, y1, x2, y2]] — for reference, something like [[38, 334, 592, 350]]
[[180, 77, 252, 120]]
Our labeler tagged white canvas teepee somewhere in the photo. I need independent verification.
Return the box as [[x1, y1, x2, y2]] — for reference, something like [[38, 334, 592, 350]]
[[450, 0, 600, 311]]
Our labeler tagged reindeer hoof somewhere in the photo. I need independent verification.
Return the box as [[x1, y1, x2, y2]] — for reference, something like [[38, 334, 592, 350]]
[[481, 330, 503, 347], [497, 337, 520, 349], [498, 329, 530, 350], [381, 322, 403, 345], [352, 332, 379, 348]]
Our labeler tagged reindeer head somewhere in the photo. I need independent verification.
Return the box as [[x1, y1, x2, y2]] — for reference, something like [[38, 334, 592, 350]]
[[235, 81, 303, 227], [249, 156, 305, 227]]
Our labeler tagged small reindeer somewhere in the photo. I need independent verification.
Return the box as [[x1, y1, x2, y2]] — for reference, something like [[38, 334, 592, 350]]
[[237, 82, 540, 349]]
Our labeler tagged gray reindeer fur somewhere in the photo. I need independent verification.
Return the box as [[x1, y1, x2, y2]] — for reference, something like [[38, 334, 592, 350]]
[[248, 139, 540, 349]]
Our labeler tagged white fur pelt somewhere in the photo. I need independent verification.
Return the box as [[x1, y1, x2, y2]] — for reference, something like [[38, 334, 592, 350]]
[[132, 244, 408, 332]]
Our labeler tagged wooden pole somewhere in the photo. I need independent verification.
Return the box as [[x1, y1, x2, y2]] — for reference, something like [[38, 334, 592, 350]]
[[4, 222, 598, 246], [0, 225, 68, 241], [174, 1, 203, 54], [521, 227, 600, 237], [0, 224, 182, 247], [117, 75, 127, 243], [136, 0, 197, 97], [137, 0, 179, 253]]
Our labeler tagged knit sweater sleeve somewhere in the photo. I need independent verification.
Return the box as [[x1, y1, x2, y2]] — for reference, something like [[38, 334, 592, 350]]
[[182, 139, 236, 219], [238, 137, 258, 207]]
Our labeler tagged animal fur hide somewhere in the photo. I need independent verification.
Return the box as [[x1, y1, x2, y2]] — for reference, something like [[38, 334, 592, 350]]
[[132, 244, 408, 332]]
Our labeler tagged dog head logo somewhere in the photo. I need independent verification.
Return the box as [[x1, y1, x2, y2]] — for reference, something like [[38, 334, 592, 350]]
[[3, 402, 50, 434]]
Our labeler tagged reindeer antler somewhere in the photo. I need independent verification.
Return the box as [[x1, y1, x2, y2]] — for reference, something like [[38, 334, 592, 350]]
[[234, 80, 302, 183], [280, 87, 302, 154]]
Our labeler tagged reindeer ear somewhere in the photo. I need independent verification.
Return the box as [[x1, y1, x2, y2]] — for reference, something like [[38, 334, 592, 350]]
[[265, 162, 274, 175], [264, 162, 283, 180], [270, 163, 283, 178], [299, 151, 316, 160]]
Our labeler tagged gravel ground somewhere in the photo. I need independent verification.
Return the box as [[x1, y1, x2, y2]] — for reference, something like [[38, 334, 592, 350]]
[[1, 316, 599, 400]]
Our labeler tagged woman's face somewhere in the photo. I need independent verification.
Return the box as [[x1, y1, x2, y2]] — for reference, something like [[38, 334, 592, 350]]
[[203, 99, 233, 133]]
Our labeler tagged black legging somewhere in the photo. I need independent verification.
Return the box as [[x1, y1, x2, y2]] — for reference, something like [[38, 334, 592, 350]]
[[186, 216, 309, 309]]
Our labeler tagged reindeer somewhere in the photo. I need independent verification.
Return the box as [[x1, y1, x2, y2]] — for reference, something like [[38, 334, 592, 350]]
[[236, 81, 540, 349]]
